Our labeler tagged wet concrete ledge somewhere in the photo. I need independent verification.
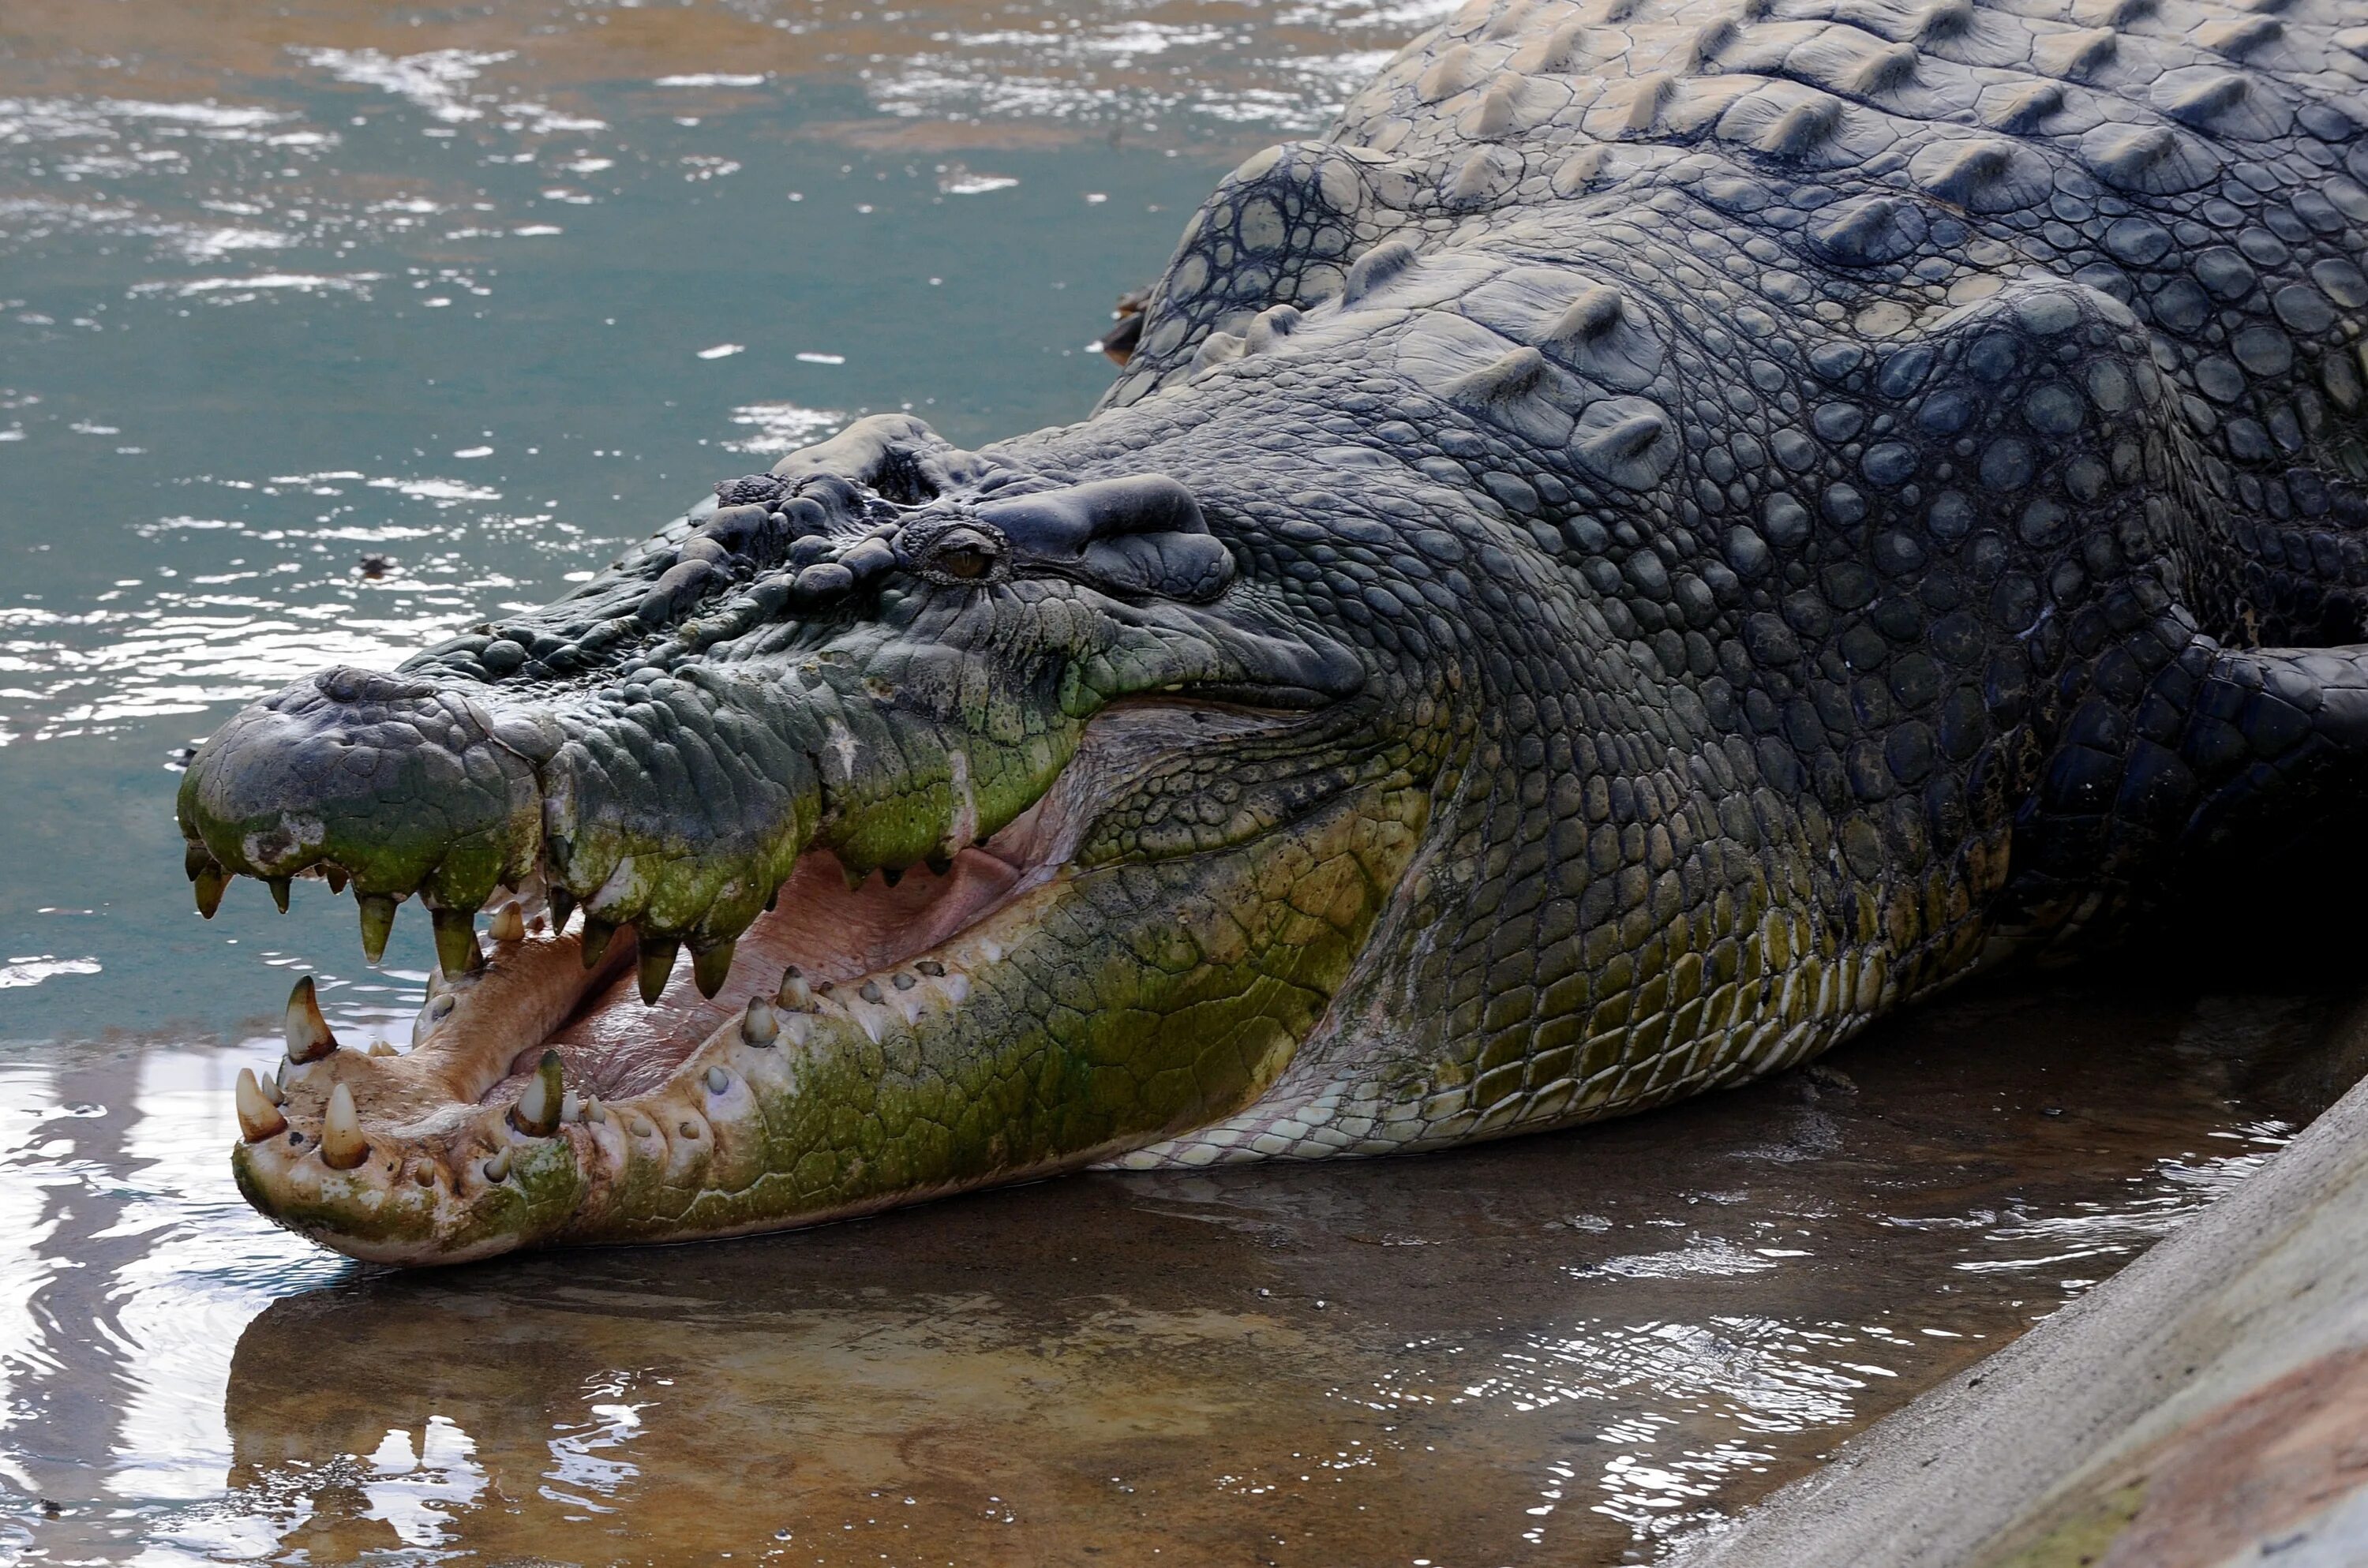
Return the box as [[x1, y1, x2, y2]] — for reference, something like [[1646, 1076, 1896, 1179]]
[[1676, 997, 2368, 1568]]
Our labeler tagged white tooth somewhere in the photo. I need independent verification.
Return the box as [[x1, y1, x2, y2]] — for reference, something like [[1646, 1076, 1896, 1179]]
[[284, 976, 339, 1064], [741, 997, 779, 1045], [560, 1089, 584, 1125], [706, 1065, 731, 1095], [511, 1051, 564, 1137], [265, 1061, 289, 1106], [235, 1068, 287, 1142], [489, 904, 526, 943], [482, 1146, 511, 1182], [319, 1082, 369, 1169], [586, 1095, 608, 1124]]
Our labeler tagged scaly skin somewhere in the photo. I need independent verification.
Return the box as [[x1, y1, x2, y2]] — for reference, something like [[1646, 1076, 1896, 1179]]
[[186, 0, 2368, 1261]]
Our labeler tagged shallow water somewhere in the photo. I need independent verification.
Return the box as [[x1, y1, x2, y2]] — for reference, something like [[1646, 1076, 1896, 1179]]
[[0, 3, 2355, 1564], [8, 978, 2348, 1565]]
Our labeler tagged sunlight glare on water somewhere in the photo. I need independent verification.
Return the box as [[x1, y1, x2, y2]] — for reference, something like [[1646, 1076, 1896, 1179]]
[[0, 2, 2351, 1564]]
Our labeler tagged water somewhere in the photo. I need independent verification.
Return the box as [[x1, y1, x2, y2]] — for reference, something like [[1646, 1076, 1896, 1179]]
[[0, 4, 2351, 1563]]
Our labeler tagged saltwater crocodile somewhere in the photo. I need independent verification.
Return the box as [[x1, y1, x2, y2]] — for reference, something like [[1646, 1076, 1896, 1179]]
[[182, 0, 2368, 1263]]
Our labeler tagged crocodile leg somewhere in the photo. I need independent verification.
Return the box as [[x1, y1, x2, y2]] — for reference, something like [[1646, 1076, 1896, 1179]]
[[2008, 639, 2368, 945]]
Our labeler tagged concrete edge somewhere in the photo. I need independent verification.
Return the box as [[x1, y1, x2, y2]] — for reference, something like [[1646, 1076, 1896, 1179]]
[[1672, 993, 2368, 1568]]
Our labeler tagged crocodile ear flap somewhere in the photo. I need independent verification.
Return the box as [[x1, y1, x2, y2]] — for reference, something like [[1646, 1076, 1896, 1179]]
[[976, 475, 1235, 601]]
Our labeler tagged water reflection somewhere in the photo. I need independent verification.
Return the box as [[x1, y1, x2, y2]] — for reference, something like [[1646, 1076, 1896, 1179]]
[[1, 978, 2344, 1564]]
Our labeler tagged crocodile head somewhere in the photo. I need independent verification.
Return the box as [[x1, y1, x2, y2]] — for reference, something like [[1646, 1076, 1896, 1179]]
[[182, 414, 1430, 1263]]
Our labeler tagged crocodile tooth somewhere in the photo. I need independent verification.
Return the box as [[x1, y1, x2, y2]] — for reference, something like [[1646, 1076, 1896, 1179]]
[[482, 1146, 512, 1183], [264, 1061, 289, 1105], [234, 1068, 287, 1142], [842, 863, 868, 894], [581, 916, 616, 969], [742, 997, 780, 1045], [924, 852, 954, 877], [638, 937, 680, 1004], [549, 886, 575, 932], [432, 907, 485, 977], [510, 1050, 564, 1137], [268, 876, 292, 914], [324, 866, 349, 895], [777, 966, 814, 1011], [488, 903, 526, 944], [369, 1039, 399, 1057], [691, 938, 736, 999], [284, 975, 339, 1063], [193, 866, 227, 919], [358, 893, 398, 964], [319, 1083, 369, 1169], [706, 1065, 732, 1094]]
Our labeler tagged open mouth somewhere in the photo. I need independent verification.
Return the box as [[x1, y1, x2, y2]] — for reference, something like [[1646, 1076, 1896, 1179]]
[[412, 756, 1087, 1128], [225, 701, 1355, 1263]]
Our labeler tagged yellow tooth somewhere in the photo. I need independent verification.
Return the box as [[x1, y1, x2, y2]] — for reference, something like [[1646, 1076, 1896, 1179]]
[[234, 1068, 287, 1142], [283, 976, 339, 1063], [742, 997, 779, 1045], [319, 1082, 369, 1169], [510, 1050, 564, 1137], [691, 938, 736, 999], [358, 894, 398, 964], [488, 904, 526, 943], [638, 938, 680, 1005], [432, 907, 484, 976], [368, 1039, 399, 1057]]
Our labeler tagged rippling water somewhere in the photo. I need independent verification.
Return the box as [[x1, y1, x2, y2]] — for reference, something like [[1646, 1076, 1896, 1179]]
[[0, 4, 2351, 1564]]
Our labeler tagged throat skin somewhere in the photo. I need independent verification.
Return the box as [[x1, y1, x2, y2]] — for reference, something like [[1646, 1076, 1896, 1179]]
[[232, 778, 1427, 1263]]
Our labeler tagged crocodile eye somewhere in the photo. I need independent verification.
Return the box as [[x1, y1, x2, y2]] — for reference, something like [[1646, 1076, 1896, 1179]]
[[927, 528, 1002, 581]]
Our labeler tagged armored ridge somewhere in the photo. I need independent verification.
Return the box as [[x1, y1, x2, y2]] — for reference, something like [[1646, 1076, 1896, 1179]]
[[1061, 0, 2368, 1164], [175, 0, 2368, 1259]]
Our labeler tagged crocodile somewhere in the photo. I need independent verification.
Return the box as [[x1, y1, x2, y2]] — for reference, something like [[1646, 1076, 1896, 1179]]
[[180, 0, 2368, 1264]]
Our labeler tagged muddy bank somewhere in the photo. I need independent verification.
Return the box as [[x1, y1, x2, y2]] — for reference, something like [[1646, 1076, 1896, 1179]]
[[1676, 995, 2368, 1568]]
